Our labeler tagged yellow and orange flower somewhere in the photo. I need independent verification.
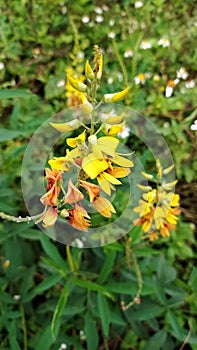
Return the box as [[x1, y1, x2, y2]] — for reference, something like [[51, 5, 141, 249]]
[[36, 207, 58, 228], [68, 203, 90, 232], [40, 168, 62, 207]]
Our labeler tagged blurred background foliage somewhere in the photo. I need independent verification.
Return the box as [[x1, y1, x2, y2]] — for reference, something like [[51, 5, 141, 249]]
[[0, 0, 197, 349]]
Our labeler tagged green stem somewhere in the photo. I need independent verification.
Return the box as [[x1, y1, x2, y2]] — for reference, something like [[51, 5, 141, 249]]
[[66, 245, 76, 274], [20, 303, 28, 350], [112, 39, 129, 86], [0, 208, 47, 223]]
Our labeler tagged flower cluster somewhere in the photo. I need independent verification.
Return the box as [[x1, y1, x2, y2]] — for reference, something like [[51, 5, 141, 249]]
[[37, 46, 133, 231], [133, 160, 180, 241]]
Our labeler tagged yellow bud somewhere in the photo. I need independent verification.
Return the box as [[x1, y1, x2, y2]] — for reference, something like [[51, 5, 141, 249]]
[[67, 74, 87, 92], [141, 171, 153, 179], [85, 60, 95, 80], [163, 164, 174, 175], [103, 87, 130, 103], [50, 119, 81, 132], [81, 93, 93, 114], [137, 184, 152, 192], [3, 259, 10, 268], [97, 54, 103, 80]]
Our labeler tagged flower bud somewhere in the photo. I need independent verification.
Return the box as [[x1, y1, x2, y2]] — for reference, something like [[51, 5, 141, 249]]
[[67, 74, 87, 92], [85, 60, 95, 80], [103, 87, 129, 103]]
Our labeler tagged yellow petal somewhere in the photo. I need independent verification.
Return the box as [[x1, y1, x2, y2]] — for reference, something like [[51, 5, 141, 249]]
[[163, 164, 174, 175], [98, 136, 119, 156], [171, 194, 180, 207], [97, 54, 103, 80], [82, 154, 108, 179], [100, 113, 124, 124], [67, 130, 86, 148], [50, 119, 81, 132], [97, 174, 114, 195], [141, 171, 153, 179], [85, 60, 95, 80], [103, 87, 130, 103], [94, 196, 116, 217], [81, 93, 93, 114], [67, 74, 87, 92], [103, 172, 122, 185], [108, 166, 130, 178], [111, 154, 134, 167]]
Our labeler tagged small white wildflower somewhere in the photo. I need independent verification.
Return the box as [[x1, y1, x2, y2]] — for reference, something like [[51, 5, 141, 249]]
[[61, 6, 67, 14], [190, 120, 197, 131], [0, 62, 5, 70], [79, 330, 86, 341], [107, 77, 114, 85], [57, 80, 65, 88], [102, 5, 109, 11], [108, 31, 116, 39], [185, 80, 195, 89], [163, 122, 170, 128], [109, 19, 115, 26], [74, 239, 84, 248], [134, 73, 146, 85], [59, 344, 67, 350], [82, 16, 90, 23], [176, 67, 189, 80], [140, 40, 152, 50], [158, 38, 170, 47], [118, 125, 130, 138], [117, 72, 123, 82], [13, 295, 21, 301], [77, 51, 84, 61], [124, 49, 133, 58], [88, 21, 94, 27], [165, 86, 173, 98], [95, 15, 104, 23], [135, 1, 143, 8], [95, 7, 103, 14]]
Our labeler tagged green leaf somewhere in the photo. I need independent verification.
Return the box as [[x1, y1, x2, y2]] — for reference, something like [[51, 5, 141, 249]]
[[106, 282, 137, 294], [144, 329, 167, 350], [0, 88, 33, 99], [97, 294, 110, 337], [98, 250, 116, 284], [40, 235, 68, 273], [0, 128, 23, 142], [35, 325, 54, 350], [126, 302, 165, 321], [167, 310, 183, 340], [71, 278, 115, 300], [85, 312, 99, 350], [51, 282, 70, 339]]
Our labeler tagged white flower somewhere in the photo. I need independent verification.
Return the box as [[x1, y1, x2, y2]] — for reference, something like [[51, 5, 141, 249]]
[[158, 38, 170, 47], [95, 15, 104, 23], [176, 67, 189, 80], [13, 295, 21, 301], [82, 16, 90, 23], [163, 122, 170, 128], [118, 125, 130, 138], [134, 73, 146, 85], [95, 7, 103, 14], [140, 40, 152, 50], [102, 5, 109, 11], [59, 344, 67, 350], [117, 72, 123, 82], [77, 51, 84, 61], [185, 80, 195, 89], [0, 62, 5, 70], [124, 49, 133, 58], [109, 19, 115, 26], [190, 120, 197, 131], [88, 21, 94, 27], [134, 1, 143, 8], [79, 330, 86, 340], [61, 6, 67, 14], [74, 239, 84, 248], [107, 77, 114, 85], [108, 31, 116, 39], [56, 80, 65, 88], [165, 79, 179, 98]]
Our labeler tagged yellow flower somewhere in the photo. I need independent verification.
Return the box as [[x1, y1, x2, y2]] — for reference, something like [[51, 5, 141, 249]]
[[97, 54, 103, 80], [67, 74, 87, 92], [97, 171, 121, 195], [82, 153, 109, 179], [103, 87, 130, 103], [102, 121, 125, 135], [50, 119, 81, 133], [85, 60, 95, 80], [94, 196, 116, 217], [88, 135, 119, 158], [36, 207, 58, 228], [100, 113, 124, 125], [48, 149, 79, 171], [80, 93, 93, 114], [67, 130, 86, 148], [64, 178, 84, 204]]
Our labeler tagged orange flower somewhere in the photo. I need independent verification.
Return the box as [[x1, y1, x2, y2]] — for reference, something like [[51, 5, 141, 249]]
[[36, 207, 58, 228], [40, 168, 62, 206], [64, 178, 84, 204], [94, 196, 116, 218], [68, 204, 90, 232], [80, 180, 101, 202]]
